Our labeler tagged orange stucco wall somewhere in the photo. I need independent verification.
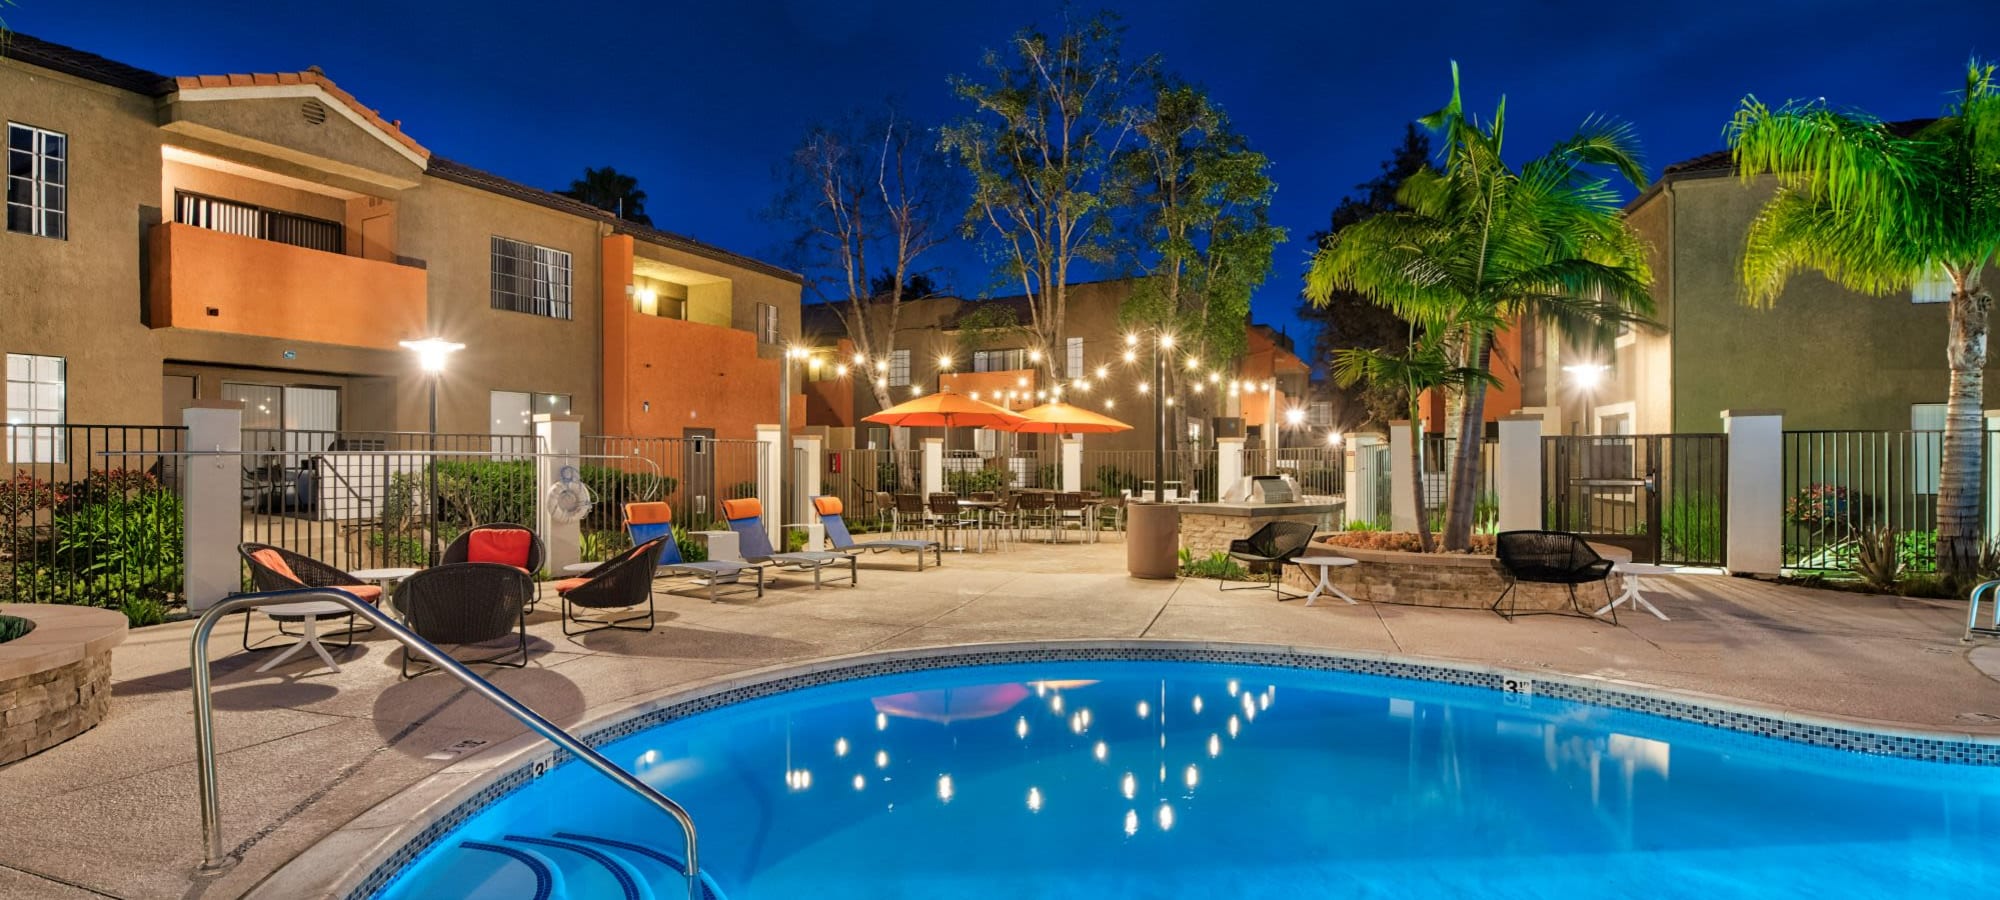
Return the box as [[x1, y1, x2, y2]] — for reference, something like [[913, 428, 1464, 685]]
[[1419, 324, 1525, 428], [940, 369, 1041, 409], [805, 338, 857, 426], [608, 296, 800, 440], [146, 222, 427, 351]]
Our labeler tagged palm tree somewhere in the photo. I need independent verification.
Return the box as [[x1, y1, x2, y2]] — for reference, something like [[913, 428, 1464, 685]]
[[560, 166, 652, 225], [1727, 63, 2000, 578], [1306, 63, 1654, 550], [1333, 321, 1496, 552]]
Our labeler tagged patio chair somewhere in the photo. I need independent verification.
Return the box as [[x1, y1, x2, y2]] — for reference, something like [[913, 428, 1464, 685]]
[[1052, 492, 1091, 543], [893, 493, 931, 540], [814, 496, 942, 570], [723, 498, 858, 589], [237, 543, 380, 653], [624, 502, 765, 602], [442, 522, 546, 574], [1015, 490, 1054, 541], [1492, 530, 1617, 623], [928, 493, 980, 549], [391, 562, 534, 678], [548, 537, 668, 636], [1223, 521, 1318, 599], [873, 491, 898, 531]]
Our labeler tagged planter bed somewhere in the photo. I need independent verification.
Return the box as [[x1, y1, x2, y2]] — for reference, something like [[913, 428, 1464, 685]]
[[1284, 535, 1630, 612]]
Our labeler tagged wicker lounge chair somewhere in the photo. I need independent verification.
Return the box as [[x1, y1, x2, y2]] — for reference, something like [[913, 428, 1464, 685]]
[[1223, 521, 1317, 599], [1492, 530, 1617, 623], [624, 502, 765, 602], [814, 496, 941, 569], [442, 522, 546, 574], [391, 562, 535, 678], [547, 537, 668, 635], [723, 498, 858, 589], [237, 543, 380, 652]]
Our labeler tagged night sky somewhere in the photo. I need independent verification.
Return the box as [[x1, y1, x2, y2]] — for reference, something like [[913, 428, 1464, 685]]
[[13, 0, 1996, 349]]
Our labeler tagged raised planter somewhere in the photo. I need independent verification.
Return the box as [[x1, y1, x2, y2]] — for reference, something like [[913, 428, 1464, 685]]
[[0, 604, 126, 765], [1287, 538, 1631, 612]]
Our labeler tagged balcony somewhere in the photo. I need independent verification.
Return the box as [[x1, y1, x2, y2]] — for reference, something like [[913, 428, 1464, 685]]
[[147, 222, 426, 352]]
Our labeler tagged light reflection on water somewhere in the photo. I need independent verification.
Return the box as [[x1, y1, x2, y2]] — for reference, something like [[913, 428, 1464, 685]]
[[383, 661, 2000, 900]]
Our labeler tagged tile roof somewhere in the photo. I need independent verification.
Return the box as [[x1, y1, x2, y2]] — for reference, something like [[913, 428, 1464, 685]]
[[1, 31, 172, 95], [171, 69, 429, 158], [427, 158, 803, 283]]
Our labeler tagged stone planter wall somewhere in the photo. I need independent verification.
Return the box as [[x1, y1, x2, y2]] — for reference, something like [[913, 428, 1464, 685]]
[[1181, 511, 1324, 559], [1284, 540, 1630, 612], [0, 604, 126, 765]]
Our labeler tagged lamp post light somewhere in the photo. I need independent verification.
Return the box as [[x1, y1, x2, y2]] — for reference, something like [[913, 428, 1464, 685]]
[[401, 338, 463, 565]]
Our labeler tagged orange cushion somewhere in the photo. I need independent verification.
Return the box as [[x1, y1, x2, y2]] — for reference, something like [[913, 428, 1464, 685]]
[[468, 529, 533, 568], [812, 496, 843, 516], [342, 584, 383, 604], [552, 577, 590, 594], [626, 501, 672, 526], [251, 549, 301, 585], [722, 497, 761, 521]]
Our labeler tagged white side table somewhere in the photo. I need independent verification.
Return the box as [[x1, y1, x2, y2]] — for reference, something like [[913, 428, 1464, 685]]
[[349, 567, 418, 590], [1601, 562, 1676, 620], [562, 562, 599, 574], [255, 600, 354, 674], [1292, 556, 1359, 606]]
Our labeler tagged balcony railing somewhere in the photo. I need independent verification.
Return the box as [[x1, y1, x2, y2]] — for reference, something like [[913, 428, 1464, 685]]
[[174, 190, 345, 255], [147, 223, 425, 351]]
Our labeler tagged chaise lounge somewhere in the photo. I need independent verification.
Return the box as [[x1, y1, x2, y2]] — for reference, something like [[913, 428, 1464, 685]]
[[814, 495, 942, 570], [624, 502, 766, 602], [723, 498, 858, 589]]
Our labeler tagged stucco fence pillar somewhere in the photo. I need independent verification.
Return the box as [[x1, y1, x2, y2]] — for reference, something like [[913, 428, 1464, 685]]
[[181, 402, 243, 614], [1722, 410, 1784, 576], [1495, 414, 1543, 533], [1388, 421, 1417, 533], [793, 434, 824, 550], [1342, 432, 1382, 529], [534, 413, 583, 573]]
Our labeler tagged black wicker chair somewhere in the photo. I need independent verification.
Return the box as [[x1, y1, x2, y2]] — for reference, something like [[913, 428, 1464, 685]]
[[1223, 521, 1318, 599], [551, 538, 668, 636], [391, 562, 535, 678], [1492, 530, 1618, 623], [442, 523, 546, 573], [237, 543, 380, 652]]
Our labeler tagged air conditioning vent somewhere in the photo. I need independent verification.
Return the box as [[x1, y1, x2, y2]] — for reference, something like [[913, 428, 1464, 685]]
[[301, 99, 328, 125]]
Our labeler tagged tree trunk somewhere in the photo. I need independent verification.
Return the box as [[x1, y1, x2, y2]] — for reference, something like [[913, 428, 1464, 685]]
[[1409, 414, 1434, 553], [1443, 332, 1493, 550], [1938, 287, 1991, 580]]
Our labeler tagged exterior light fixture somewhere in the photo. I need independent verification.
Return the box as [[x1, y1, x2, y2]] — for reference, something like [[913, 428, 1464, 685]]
[[1564, 363, 1609, 390], [1327, 431, 1343, 447], [400, 338, 464, 373], [1096, 365, 1109, 379], [1028, 349, 1043, 363], [937, 354, 953, 369], [1284, 407, 1306, 427]]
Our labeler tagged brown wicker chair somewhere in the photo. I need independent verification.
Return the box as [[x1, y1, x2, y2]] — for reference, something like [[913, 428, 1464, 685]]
[[237, 543, 380, 652], [548, 538, 668, 635], [391, 562, 534, 678]]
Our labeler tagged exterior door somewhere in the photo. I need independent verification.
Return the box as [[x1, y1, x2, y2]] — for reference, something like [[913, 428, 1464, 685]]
[[683, 427, 717, 524]]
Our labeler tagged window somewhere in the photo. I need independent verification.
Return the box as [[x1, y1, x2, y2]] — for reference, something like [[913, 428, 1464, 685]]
[[490, 390, 573, 435], [6, 354, 65, 462], [1067, 337, 1084, 378], [1594, 401, 1635, 436], [889, 349, 911, 386], [1912, 402, 1946, 495], [1914, 264, 1954, 304], [490, 236, 573, 319], [973, 348, 1026, 372], [7, 123, 67, 239], [1307, 401, 1333, 428], [754, 303, 780, 345]]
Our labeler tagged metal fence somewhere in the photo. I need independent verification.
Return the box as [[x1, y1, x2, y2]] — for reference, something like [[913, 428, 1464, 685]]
[[1369, 443, 1392, 526], [1783, 430, 1945, 572], [821, 449, 923, 529], [581, 435, 765, 536], [1544, 433, 1727, 566], [1, 424, 186, 612], [1246, 447, 1345, 500], [1081, 449, 1220, 501]]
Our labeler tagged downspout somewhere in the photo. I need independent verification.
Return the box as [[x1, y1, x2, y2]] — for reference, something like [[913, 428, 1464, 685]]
[[1664, 179, 1677, 433], [597, 222, 611, 436]]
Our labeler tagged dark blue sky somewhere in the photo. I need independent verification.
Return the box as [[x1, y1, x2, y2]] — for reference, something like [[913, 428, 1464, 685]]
[[15, 0, 1995, 348]]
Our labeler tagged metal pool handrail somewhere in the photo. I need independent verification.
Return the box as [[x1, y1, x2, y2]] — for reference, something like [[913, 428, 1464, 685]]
[[189, 588, 702, 899], [1967, 579, 2000, 641]]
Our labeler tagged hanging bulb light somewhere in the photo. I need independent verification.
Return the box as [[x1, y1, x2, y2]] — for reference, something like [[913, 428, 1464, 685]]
[[1096, 365, 1109, 379]]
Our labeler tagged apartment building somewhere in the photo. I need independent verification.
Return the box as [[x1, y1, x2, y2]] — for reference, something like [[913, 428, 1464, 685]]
[[1, 33, 801, 452], [800, 278, 1317, 453]]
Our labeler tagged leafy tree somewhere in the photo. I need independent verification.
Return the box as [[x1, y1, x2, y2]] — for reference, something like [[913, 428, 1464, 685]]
[[870, 270, 941, 300], [560, 166, 651, 225], [1300, 125, 1432, 429], [1305, 63, 1653, 551], [955, 303, 1026, 352], [942, 11, 1150, 380], [1726, 62, 2000, 577]]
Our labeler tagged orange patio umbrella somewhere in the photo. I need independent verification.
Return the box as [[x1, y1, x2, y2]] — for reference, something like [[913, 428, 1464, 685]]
[[998, 402, 1133, 435], [862, 389, 1027, 429]]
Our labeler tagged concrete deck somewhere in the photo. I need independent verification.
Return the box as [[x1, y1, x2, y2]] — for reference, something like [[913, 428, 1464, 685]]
[[1, 538, 1997, 899]]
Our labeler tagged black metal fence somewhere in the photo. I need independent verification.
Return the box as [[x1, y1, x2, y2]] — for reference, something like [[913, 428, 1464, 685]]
[[1419, 436, 1500, 532], [1782, 430, 1945, 572], [1247, 447, 1344, 500], [1543, 433, 1728, 566], [1082, 449, 1219, 501], [1, 424, 186, 619], [580, 435, 764, 535], [821, 449, 923, 529]]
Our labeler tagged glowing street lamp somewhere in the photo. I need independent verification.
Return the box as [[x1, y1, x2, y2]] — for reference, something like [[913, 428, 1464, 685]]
[[400, 337, 464, 565]]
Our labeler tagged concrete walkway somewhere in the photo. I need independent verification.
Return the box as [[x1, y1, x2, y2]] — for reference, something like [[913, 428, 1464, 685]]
[[1, 539, 1996, 899]]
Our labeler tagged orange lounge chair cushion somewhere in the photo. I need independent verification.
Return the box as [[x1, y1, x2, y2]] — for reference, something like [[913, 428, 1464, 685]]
[[468, 529, 534, 569], [626, 501, 672, 526], [552, 577, 591, 594], [722, 497, 762, 521], [812, 496, 843, 516], [251, 549, 301, 585]]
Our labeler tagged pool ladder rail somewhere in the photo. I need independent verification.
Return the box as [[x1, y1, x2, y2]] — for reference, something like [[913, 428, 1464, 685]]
[[188, 588, 706, 900], [1968, 580, 2000, 641]]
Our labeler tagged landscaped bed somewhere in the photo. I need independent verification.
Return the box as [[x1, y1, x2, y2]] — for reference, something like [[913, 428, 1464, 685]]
[[1291, 533, 1627, 612]]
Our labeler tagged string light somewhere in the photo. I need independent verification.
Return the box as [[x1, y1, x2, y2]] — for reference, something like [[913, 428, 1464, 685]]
[[1165, 397, 1176, 407], [1017, 377, 1028, 388], [835, 364, 849, 377], [1096, 365, 1109, 379], [1123, 350, 1137, 363], [970, 391, 981, 401], [937, 354, 953, 369], [1208, 371, 1221, 383], [1028, 349, 1043, 363], [1105, 399, 1115, 409], [852, 352, 866, 366], [1159, 334, 1176, 349], [1327, 432, 1343, 447], [1125, 334, 1139, 347], [876, 377, 888, 388], [1137, 383, 1149, 394], [1185, 356, 1199, 371], [911, 385, 924, 397], [875, 360, 888, 373]]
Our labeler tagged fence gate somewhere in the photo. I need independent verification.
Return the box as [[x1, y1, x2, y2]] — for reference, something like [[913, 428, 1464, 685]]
[[1543, 434, 1727, 566]]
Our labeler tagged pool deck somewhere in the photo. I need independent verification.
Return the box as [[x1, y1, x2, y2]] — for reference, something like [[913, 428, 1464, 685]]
[[2, 537, 1998, 899]]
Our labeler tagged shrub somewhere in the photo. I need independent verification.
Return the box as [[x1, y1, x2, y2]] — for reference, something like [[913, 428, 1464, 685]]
[[1851, 527, 1902, 591], [0, 614, 33, 644], [1662, 494, 1723, 563], [1787, 484, 1866, 533], [580, 529, 633, 562], [1178, 548, 1248, 580], [1093, 465, 1136, 497], [0, 472, 61, 552], [674, 525, 707, 563], [39, 485, 184, 610], [945, 468, 1008, 495], [1323, 531, 1496, 555], [1344, 515, 1390, 533], [386, 460, 676, 537], [368, 531, 429, 567], [119, 597, 170, 627]]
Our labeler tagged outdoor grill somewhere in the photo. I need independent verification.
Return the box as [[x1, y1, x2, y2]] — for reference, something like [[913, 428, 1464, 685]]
[[1248, 475, 1295, 505]]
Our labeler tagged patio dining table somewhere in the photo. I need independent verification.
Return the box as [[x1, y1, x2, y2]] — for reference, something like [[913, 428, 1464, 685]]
[[955, 498, 1003, 552]]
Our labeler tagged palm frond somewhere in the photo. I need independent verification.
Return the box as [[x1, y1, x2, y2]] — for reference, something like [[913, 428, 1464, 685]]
[[1740, 189, 1925, 306]]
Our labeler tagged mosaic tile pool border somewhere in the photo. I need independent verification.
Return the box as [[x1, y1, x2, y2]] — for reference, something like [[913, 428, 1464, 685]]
[[344, 643, 2000, 899]]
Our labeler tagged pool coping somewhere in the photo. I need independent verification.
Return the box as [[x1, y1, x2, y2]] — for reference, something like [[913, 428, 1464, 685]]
[[253, 638, 2000, 900]]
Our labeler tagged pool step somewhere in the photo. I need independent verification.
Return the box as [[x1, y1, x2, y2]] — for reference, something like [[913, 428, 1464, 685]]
[[439, 840, 567, 900], [550, 831, 728, 900], [502, 834, 651, 900]]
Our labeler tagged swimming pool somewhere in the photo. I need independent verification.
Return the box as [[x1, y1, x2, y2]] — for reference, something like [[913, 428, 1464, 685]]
[[371, 651, 2000, 899]]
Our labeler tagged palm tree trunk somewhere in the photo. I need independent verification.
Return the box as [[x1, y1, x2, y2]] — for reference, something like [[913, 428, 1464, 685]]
[[1938, 288, 1992, 580], [1442, 332, 1493, 550], [1409, 414, 1434, 553]]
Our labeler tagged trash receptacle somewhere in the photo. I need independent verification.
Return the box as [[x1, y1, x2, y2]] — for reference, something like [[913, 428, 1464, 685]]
[[1126, 501, 1181, 579]]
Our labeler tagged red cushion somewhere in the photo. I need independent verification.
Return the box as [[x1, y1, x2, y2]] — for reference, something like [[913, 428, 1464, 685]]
[[468, 529, 533, 568], [552, 577, 590, 594], [251, 549, 301, 585], [342, 584, 383, 604]]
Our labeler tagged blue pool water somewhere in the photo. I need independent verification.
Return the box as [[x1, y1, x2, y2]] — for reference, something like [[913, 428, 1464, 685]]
[[378, 661, 2000, 899]]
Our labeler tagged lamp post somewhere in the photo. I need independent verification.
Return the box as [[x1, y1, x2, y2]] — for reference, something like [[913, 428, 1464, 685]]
[[401, 338, 463, 565]]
